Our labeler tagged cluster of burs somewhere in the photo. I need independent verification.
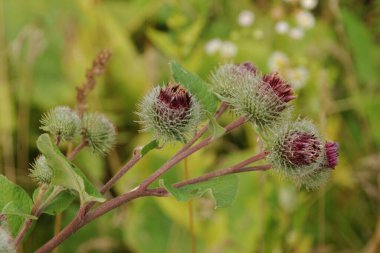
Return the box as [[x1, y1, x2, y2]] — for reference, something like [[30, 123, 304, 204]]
[[138, 62, 338, 190], [30, 107, 116, 184]]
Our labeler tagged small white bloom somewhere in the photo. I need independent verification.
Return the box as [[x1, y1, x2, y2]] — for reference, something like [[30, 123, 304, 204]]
[[204, 38, 222, 55], [300, 0, 318, 10], [253, 29, 264, 39], [286, 67, 309, 89], [275, 21, 290, 34], [288, 27, 304, 40], [237, 10, 255, 27], [279, 187, 297, 212], [295, 10, 315, 29], [268, 51, 289, 71], [220, 41, 237, 58]]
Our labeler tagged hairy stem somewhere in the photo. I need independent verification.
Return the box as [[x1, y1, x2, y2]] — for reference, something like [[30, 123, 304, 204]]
[[14, 185, 47, 246], [67, 140, 87, 161], [138, 116, 247, 190]]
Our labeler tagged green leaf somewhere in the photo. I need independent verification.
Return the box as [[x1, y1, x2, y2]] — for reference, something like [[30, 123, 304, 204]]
[[36, 134, 105, 205], [2, 202, 38, 220], [33, 186, 75, 215], [141, 140, 159, 157], [205, 111, 225, 139], [160, 174, 239, 208], [169, 61, 218, 114], [0, 175, 33, 237]]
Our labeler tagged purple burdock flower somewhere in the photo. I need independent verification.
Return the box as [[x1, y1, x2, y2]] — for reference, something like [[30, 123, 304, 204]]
[[283, 132, 322, 166], [262, 72, 296, 104], [158, 84, 192, 111], [238, 61, 258, 75], [137, 83, 201, 143], [325, 141, 339, 169]]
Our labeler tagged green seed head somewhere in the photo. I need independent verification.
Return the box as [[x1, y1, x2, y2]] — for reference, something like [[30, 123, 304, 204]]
[[137, 84, 201, 144], [81, 112, 117, 155], [40, 106, 80, 142], [29, 155, 53, 185]]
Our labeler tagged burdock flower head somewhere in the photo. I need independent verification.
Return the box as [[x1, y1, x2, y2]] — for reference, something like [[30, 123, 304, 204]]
[[137, 83, 201, 143], [29, 155, 53, 184], [81, 112, 117, 156], [211, 62, 295, 128], [40, 106, 81, 142], [266, 120, 326, 188]]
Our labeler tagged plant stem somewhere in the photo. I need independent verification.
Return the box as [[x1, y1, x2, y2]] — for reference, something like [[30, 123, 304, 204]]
[[35, 154, 269, 252], [67, 140, 87, 161], [184, 158, 196, 253], [180, 102, 228, 152], [138, 116, 247, 191], [14, 185, 47, 246], [173, 153, 269, 188]]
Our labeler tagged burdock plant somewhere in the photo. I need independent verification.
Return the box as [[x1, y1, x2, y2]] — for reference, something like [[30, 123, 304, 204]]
[[1, 51, 339, 253]]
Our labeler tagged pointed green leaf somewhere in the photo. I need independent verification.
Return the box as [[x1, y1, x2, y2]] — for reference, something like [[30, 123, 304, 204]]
[[2, 202, 38, 220], [169, 61, 218, 114], [0, 175, 33, 237], [160, 174, 239, 208], [36, 134, 105, 205]]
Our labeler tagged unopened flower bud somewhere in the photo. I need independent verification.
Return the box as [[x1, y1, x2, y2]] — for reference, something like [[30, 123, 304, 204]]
[[40, 106, 80, 142], [81, 112, 116, 155], [212, 62, 294, 128], [324, 141, 339, 169], [29, 155, 53, 184], [267, 120, 325, 181], [137, 83, 201, 143]]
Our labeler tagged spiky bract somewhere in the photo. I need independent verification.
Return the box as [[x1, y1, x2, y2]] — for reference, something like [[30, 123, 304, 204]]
[[29, 155, 53, 184], [40, 106, 80, 142], [137, 84, 201, 143], [81, 112, 116, 155], [210, 63, 294, 128], [266, 120, 327, 189], [324, 141, 339, 169]]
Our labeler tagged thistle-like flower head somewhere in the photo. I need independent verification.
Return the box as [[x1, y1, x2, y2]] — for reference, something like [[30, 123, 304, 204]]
[[81, 112, 116, 155], [266, 120, 325, 182], [40, 106, 80, 142], [324, 141, 339, 169], [29, 155, 53, 184], [137, 83, 201, 143], [211, 62, 294, 128]]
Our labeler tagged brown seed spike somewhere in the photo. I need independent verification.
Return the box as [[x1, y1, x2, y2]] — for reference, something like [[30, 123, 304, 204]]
[[262, 72, 296, 103]]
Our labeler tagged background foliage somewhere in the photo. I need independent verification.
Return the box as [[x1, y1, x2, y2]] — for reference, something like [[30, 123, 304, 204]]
[[1, 0, 380, 252]]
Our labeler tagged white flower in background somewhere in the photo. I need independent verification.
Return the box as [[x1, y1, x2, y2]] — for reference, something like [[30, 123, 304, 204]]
[[268, 51, 289, 71], [275, 21, 290, 34], [300, 0, 318, 10], [279, 187, 297, 212], [237, 10, 255, 27], [286, 67, 309, 89], [253, 29, 264, 39], [220, 41, 238, 58], [295, 10, 315, 29], [205, 38, 222, 55], [288, 27, 304, 39]]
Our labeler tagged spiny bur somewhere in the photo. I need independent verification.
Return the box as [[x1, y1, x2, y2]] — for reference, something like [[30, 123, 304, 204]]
[[137, 83, 201, 144], [81, 112, 116, 155], [40, 106, 81, 142]]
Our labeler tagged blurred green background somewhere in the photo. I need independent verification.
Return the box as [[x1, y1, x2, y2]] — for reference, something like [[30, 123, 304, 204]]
[[1, 0, 380, 252]]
